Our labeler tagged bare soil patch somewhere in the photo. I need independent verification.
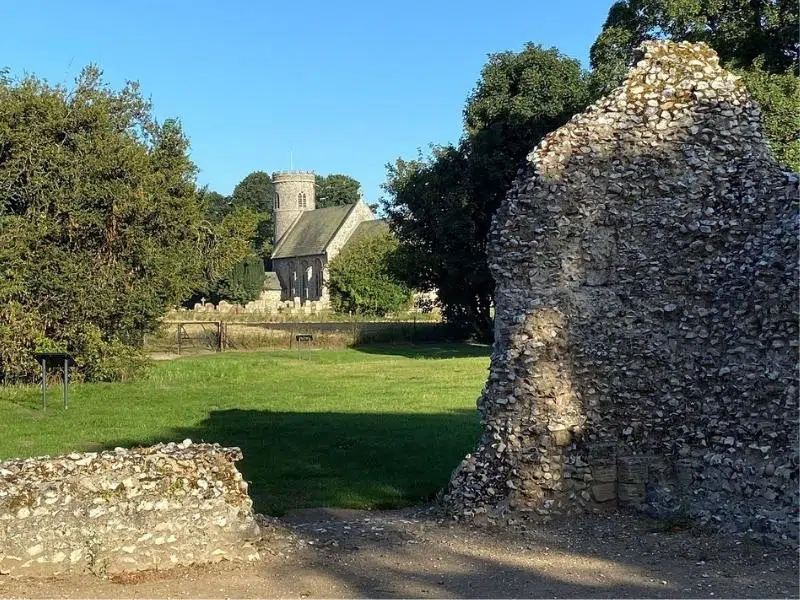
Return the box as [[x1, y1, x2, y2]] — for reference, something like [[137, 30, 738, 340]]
[[1, 508, 796, 599]]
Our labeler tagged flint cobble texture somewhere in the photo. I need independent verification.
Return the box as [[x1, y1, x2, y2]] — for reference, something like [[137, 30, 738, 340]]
[[447, 41, 799, 546], [0, 440, 261, 576]]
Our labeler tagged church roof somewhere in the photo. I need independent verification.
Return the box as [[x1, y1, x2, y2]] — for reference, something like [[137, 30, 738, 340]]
[[271, 203, 357, 259], [344, 218, 390, 248]]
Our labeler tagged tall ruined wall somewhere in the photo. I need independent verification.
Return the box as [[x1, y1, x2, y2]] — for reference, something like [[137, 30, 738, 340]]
[[447, 41, 799, 546], [0, 441, 261, 576]]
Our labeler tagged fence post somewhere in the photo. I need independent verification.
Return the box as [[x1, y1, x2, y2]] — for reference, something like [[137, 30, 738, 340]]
[[177, 323, 182, 355], [217, 321, 223, 352]]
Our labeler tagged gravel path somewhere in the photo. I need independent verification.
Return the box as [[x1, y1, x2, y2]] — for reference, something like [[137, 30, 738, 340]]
[[1, 508, 796, 598]]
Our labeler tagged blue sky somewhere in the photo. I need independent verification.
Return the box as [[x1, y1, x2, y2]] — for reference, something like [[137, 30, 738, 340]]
[[1, 1, 613, 203]]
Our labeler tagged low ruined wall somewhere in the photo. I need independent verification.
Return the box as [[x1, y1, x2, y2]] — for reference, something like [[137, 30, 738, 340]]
[[447, 41, 799, 546], [0, 441, 261, 576]]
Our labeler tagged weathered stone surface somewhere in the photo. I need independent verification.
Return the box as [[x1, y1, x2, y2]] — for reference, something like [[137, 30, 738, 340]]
[[0, 440, 261, 576], [446, 41, 798, 547], [591, 483, 616, 503]]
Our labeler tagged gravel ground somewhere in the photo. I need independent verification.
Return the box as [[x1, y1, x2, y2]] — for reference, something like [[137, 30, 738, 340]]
[[1, 508, 797, 598]]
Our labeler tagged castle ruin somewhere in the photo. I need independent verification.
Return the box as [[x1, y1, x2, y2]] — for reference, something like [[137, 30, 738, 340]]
[[447, 41, 799, 546]]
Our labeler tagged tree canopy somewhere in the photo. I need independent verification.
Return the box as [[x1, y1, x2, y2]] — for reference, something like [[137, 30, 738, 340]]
[[589, 0, 799, 169], [383, 45, 589, 340], [315, 174, 362, 208], [231, 170, 275, 213], [0, 67, 253, 382], [328, 228, 411, 316]]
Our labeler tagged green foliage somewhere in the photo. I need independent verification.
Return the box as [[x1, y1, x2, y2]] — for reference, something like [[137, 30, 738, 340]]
[[590, 0, 800, 168], [0, 66, 250, 383], [211, 253, 265, 306], [328, 229, 412, 316], [204, 190, 231, 221], [738, 62, 800, 171], [204, 171, 275, 259], [384, 45, 589, 340], [231, 170, 274, 213], [315, 173, 362, 208]]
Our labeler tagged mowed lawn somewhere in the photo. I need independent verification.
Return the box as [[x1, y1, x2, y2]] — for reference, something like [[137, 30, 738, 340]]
[[0, 345, 489, 515]]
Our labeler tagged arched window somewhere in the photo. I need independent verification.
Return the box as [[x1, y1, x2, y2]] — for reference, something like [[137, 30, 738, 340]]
[[274, 194, 280, 209], [298, 192, 307, 209]]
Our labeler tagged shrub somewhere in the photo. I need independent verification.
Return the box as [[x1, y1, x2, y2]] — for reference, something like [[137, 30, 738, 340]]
[[328, 229, 412, 316], [199, 253, 266, 306]]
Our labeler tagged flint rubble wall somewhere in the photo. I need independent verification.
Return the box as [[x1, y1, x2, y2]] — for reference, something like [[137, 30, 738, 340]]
[[447, 41, 799, 546], [0, 441, 261, 576]]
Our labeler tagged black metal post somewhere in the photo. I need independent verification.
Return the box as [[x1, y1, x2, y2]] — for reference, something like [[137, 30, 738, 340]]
[[40, 359, 47, 411], [63, 356, 69, 409]]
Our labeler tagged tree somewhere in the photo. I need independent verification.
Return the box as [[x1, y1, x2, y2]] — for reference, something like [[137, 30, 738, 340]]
[[589, 0, 800, 169], [230, 171, 275, 259], [210, 253, 265, 305], [204, 190, 231, 221], [231, 170, 274, 213], [384, 145, 486, 331], [739, 62, 800, 171], [328, 228, 412, 316], [315, 174, 362, 208], [384, 45, 589, 340], [0, 66, 253, 383]]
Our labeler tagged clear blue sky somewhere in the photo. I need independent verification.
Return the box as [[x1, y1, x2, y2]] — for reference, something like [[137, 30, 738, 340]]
[[1, 1, 613, 203]]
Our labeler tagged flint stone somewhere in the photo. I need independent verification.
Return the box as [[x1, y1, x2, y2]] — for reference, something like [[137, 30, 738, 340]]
[[0, 442, 261, 576], [591, 483, 617, 503], [447, 40, 798, 547]]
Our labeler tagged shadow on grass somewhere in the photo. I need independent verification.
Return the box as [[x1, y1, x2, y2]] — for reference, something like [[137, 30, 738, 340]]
[[104, 408, 480, 516], [355, 343, 491, 360]]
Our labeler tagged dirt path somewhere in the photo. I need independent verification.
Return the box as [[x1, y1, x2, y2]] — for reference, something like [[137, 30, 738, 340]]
[[1, 508, 796, 598]]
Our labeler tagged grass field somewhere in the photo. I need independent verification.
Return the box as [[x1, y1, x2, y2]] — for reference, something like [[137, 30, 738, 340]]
[[0, 345, 489, 515]]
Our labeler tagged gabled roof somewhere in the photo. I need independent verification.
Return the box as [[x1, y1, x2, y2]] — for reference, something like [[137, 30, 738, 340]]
[[271, 204, 357, 259], [344, 218, 390, 248]]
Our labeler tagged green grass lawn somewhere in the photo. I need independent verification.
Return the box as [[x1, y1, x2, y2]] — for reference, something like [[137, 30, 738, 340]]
[[0, 344, 489, 515]]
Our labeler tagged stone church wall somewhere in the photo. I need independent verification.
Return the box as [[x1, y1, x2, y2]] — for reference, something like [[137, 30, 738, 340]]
[[0, 441, 261, 576], [325, 201, 375, 263], [447, 42, 799, 546]]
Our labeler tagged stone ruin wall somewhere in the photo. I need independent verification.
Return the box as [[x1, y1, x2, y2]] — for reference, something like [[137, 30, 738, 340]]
[[447, 41, 799, 546], [0, 441, 261, 576]]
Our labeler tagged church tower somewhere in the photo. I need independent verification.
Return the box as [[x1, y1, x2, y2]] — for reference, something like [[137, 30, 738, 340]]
[[272, 170, 316, 244]]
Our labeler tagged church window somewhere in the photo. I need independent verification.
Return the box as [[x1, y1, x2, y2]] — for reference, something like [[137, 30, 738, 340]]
[[298, 192, 307, 209], [275, 194, 280, 209]]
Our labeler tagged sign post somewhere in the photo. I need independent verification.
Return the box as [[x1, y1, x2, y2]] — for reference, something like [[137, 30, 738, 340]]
[[295, 334, 313, 359]]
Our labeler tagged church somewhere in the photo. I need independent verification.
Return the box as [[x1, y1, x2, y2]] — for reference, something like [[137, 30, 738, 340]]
[[267, 170, 385, 307]]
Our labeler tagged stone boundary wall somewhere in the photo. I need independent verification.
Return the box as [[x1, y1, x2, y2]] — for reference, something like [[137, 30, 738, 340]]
[[0, 441, 261, 576], [447, 41, 799, 547]]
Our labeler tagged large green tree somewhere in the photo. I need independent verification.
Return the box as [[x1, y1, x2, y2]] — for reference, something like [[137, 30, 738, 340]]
[[315, 173, 362, 208], [384, 45, 589, 340], [328, 228, 411, 316], [208, 171, 275, 258], [205, 190, 231, 221], [231, 170, 274, 213], [590, 0, 799, 169], [0, 67, 253, 382]]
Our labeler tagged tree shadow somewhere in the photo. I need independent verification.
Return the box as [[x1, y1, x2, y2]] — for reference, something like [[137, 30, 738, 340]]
[[103, 408, 480, 516], [261, 510, 798, 598], [355, 343, 491, 360]]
